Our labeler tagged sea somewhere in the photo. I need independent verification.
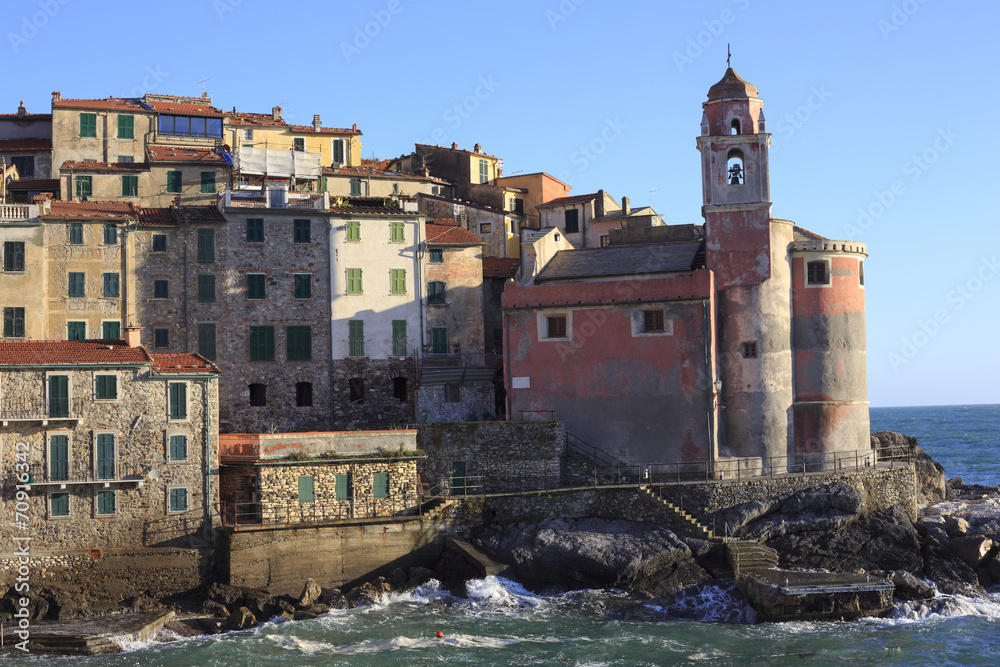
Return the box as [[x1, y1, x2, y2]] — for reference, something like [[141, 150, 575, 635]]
[[8, 404, 1000, 666]]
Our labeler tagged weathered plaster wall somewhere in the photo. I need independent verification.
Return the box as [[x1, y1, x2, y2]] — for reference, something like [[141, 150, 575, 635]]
[[424, 244, 485, 356], [416, 383, 494, 423], [0, 221, 47, 338]]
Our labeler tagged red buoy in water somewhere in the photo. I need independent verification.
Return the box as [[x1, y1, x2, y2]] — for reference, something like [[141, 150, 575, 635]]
[[436, 631, 444, 638]]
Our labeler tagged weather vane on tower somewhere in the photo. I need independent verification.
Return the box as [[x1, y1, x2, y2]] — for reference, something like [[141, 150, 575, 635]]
[[727, 43, 731, 68]]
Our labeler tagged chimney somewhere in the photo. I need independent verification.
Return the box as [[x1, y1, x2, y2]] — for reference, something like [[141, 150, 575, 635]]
[[313, 114, 321, 132], [352, 123, 357, 132], [595, 189, 605, 217], [52, 91, 61, 102], [17, 101, 25, 118], [622, 196, 630, 216], [272, 106, 282, 122], [474, 143, 482, 153], [202, 91, 209, 99], [451, 142, 459, 150], [124, 326, 142, 347]]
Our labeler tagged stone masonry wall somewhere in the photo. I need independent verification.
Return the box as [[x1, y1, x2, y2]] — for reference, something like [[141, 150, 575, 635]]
[[331, 358, 415, 429], [416, 382, 494, 423]]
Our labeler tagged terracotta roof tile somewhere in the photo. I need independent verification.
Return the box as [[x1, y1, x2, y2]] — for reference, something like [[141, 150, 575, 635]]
[[792, 225, 828, 241], [228, 111, 288, 127], [0, 339, 150, 366], [150, 353, 219, 375], [323, 166, 450, 185], [45, 200, 139, 219], [537, 192, 600, 207], [136, 206, 226, 226], [6, 178, 58, 190], [61, 160, 149, 172], [147, 145, 227, 164], [288, 124, 361, 135], [143, 99, 224, 117], [483, 257, 521, 278], [0, 113, 51, 120], [425, 222, 484, 246], [0, 138, 52, 151], [53, 98, 146, 111]]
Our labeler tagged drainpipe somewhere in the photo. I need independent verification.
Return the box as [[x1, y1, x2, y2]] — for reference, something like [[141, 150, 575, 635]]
[[183, 217, 189, 350], [702, 299, 716, 472], [204, 377, 213, 542], [503, 311, 511, 420]]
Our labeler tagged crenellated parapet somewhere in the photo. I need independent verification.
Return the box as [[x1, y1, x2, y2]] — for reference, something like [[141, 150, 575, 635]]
[[790, 239, 868, 256]]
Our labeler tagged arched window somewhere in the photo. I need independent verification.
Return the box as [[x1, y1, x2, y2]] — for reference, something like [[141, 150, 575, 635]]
[[730, 118, 741, 135], [726, 149, 745, 185]]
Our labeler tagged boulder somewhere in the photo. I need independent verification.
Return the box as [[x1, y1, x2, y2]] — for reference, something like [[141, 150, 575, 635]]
[[199, 599, 230, 618], [204, 583, 245, 611], [923, 544, 987, 597], [294, 603, 331, 620], [244, 591, 277, 621], [945, 516, 971, 537], [405, 567, 437, 590], [889, 570, 936, 601], [872, 432, 946, 505], [227, 606, 257, 631], [987, 557, 1000, 582], [949, 535, 993, 568], [319, 587, 348, 608], [298, 578, 322, 607], [388, 568, 408, 590]]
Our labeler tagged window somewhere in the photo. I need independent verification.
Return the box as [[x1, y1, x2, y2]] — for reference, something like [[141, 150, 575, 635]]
[[428, 248, 443, 264], [392, 377, 408, 402], [727, 149, 745, 185], [246, 218, 264, 243], [198, 323, 216, 361], [293, 274, 312, 299], [10, 155, 34, 178], [122, 175, 138, 197], [859, 260, 865, 286], [335, 473, 351, 500], [286, 325, 312, 361], [68, 272, 85, 298], [48, 375, 69, 417], [197, 229, 215, 263], [169, 488, 189, 512], [152, 234, 167, 252], [118, 155, 134, 163], [298, 476, 314, 502], [390, 268, 407, 295], [730, 118, 741, 135], [332, 139, 346, 165], [293, 137, 305, 152], [479, 223, 492, 234], [103, 273, 120, 298], [158, 115, 222, 138], [3, 307, 25, 337], [807, 260, 829, 285], [102, 321, 120, 339], [349, 377, 365, 403], [373, 470, 390, 499], [479, 159, 489, 184], [169, 435, 188, 461], [249, 383, 267, 406], [431, 327, 448, 354], [348, 320, 364, 357], [296, 381, 313, 407], [247, 274, 265, 300], [154, 328, 169, 348], [75, 176, 92, 198], [249, 326, 275, 361], [643, 310, 664, 333], [349, 178, 362, 196], [197, 274, 216, 302], [3, 242, 25, 271], [50, 492, 70, 517], [390, 220, 405, 243], [493, 327, 503, 353], [49, 435, 69, 481], [293, 219, 311, 243], [511, 197, 524, 214], [564, 209, 580, 234], [743, 341, 758, 359], [102, 224, 117, 245], [169, 382, 187, 419], [117, 114, 134, 139], [444, 383, 460, 403], [243, 129, 253, 141], [392, 320, 407, 357], [200, 171, 215, 194], [67, 322, 86, 340], [154, 279, 169, 299], [80, 112, 97, 138], [166, 170, 182, 193], [96, 433, 115, 480], [600, 235, 610, 247], [96, 374, 118, 400], [346, 220, 361, 242], [346, 268, 363, 294], [546, 316, 567, 339], [96, 490, 116, 515], [427, 281, 445, 305]]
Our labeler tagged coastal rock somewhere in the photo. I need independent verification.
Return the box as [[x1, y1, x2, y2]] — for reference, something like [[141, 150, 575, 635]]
[[244, 592, 277, 621], [949, 536, 993, 568], [204, 583, 246, 611], [872, 432, 946, 505], [889, 570, 937, 601], [227, 606, 257, 631], [923, 544, 986, 597], [389, 568, 408, 589], [319, 587, 348, 608], [298, 578, 322, 607], [405, 567, 437, 589], [987, 557, 1000, 582], [945, 517, 971, 537], [294, 603, 331, 620], [199, 599, 230, 618], [731, 483, 864, 542]]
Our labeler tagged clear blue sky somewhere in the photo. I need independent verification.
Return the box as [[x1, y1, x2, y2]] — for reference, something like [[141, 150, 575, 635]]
[[5, 0, 996, 408]]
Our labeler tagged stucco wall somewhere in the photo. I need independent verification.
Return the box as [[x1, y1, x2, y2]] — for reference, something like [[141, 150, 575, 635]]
[[0, 221, 47, 338], [424, 244, 485, 356]]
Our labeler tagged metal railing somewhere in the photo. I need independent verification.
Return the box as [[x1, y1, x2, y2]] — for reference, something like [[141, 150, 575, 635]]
[[24, 463, 135, 486], [392, 336, 409, 357], [0, 396, 85, 421]]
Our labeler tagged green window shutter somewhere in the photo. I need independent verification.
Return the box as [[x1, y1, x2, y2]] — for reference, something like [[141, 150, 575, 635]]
[[392, 320, 407, 356], [293, 274, 311, 299], [373, 472, 389, 499], [350, 178, 361, 196], [346, 268, 362, 294], [67, 322, 86, 340], [80, 113, 97, 138], [346, 220, 360, 242], [286, 326, 312, 361], [247, 274, 265, 299], [169, 488, 188, 511], [390, 220, 404, 242], [50, 435, 69, 481], [348, 320, 364, 357], [97, 490, 116, 515], [96, 375, 117, 400], [169, 435, 188, 461], [96, 434, 115, 480], [169, 382, 187, 419], [103, 321, 120, 339], [333, 140, 345, 164], [197, 229, 215, 262], [293, 219, 311, 243], [390, 268, 406, 295], [479, 159, 489, 183], [200, 171, 215, 194], [74, 177, 92, 198], [198, 274, 216, 302], [249, 326, 275, 361], [167, 170, 182, 193], [198, 323, 217, 361], [117, 114, 134, 139], [103, 224, 117, 245], [432, 327, 448, 354], [69, 223, 83, 244], [429, 248, 443, 264], [335, 473, 350, 500], [103, 272, 119, 298], [428, 281, 445, 304], [122, 175, 138, 197], [49, 375, 69, 417], [246, 218, 264, 242], [4, 307, 25, 337], [50, 492, 70, 517], [298, 476, 314, 502], [68, 272, 85, 297]]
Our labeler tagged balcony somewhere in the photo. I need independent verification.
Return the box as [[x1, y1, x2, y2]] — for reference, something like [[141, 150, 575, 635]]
[[220, 188, 329, 210], [0, 203, 38, 223], [26, 463, 144, 489], [348, 337, 366, 358], [0, 397, 85, 426], [417, 352, 498, 385]]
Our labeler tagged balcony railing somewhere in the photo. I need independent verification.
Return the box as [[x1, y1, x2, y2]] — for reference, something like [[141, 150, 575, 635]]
[[391, 337, 409, 357], [348, 338, 365, 357], [0, 204, 33, 221], [26, 463, 142, 488], [221, 189, 328, 210], [0, 397, 85, 423]]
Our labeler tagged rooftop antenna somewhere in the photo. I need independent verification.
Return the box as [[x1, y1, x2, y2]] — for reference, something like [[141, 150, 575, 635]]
[[649, 188, 660, 207], [727, 44, 731, 68], [197, 75, 212, 97]]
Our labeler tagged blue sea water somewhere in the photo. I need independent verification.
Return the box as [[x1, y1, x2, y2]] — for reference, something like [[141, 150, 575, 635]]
[[6, 405, 999, 666]]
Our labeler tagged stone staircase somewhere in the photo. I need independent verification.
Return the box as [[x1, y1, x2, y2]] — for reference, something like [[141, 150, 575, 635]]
[[641, 485, 715, 539], [725, 540, 779, 575]]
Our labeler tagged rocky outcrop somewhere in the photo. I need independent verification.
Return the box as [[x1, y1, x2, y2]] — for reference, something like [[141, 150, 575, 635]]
[[872, 431, 946, 505]]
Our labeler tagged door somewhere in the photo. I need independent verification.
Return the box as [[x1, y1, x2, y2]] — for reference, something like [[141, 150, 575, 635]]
[[432, 327, 448, 354], [49, 375, 69, 418], [451, 461, 466, 496]]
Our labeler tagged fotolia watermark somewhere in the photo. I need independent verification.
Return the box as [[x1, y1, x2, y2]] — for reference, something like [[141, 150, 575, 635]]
[[340, 0, 406, 63], [424, 75, 502, 146], [555, 117, 628, 186], [546, 0, 586, 31], [672, 0, 752, 73], [878, 0, 931, 40], [843, 127, 957, 238], [888, 255, 999, 371], [769, 85, 833, 154], [8, 0, 71, 54]]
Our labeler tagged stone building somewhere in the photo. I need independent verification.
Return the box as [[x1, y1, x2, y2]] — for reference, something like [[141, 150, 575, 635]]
[[322, 165, 450, 199], [0, 102, 54, 200], [0, 337, 220, 553], [418, 193, 520, 258], [535, 190, 664, 249], [504, 68, 869, 472]]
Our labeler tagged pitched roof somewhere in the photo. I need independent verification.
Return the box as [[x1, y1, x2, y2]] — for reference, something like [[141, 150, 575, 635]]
[[61, 160, 149, 172], [147, 145, 227, 164], [6, 178, 59, 190], [425, 222, 484, 246], [323, 166, 450, 185], [288, 124, 361, 135], [143, 99, 224, 117], [228, 111, 288, 127], [536, 192, 601, 208], [590, 206, 658, 223], [0, 339, 151, 366], [45, 200, 139, 219], [150, 353, 219, 375], [0, 138, 52, 151], [535, 241, 706, 283], [137, 205, 227, 226], [483, 257, 521, 278], [792, 225, 827, 241], [53, 97, 146, 111]]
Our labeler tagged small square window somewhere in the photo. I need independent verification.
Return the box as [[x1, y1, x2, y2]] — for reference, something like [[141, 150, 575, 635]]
[[427, 281, 445, 304], [80, 112, 97, 138], [643, 310, 664, 333], [50, 492, 70, 517], [198, 274, 216, 302], [154, 328, 169, 348], [390, 268, 407, 295], [96, 374, 118, 400], [296, 381, 313, 407], [198, 323, 216, 361], [200, 171, 215, 194], [121, 175, 138, 197], [118, 114, 134, 139], [103, 272, 120, 298], [243, 129, 253, 141], [169, 435, 188, 461], [154, 279, 169, 299], [152, 234, 167, 252], [166, 171, 182, 193], [390, 220, 405, 243], [68, 272, 85, 298], [547, 316, 567, 339], [286, 325, 312, 361], [3, 307, 26, 338], [103, 224, 117, 245], [246, 218, 264, 243], [479, 223, 492, 234], [564, 209, 580, 234], [118, 155, 134, 163], [249, 326, 275, 361], [69, 222, 84, 244], [444, 383, 461, 403], [293, 219, 311, 243], [742, 341, 758, 359], [346, 268, 363, 295], [247, 273, 265, 300], [428, 248, 443, 264], [102, 321, 120, 339], [169, 487, 189, 512], [96, 490, 116, 516], [293, 274, 312, 299], [75, 176, 92, 199], [3, 241, 25, 271], [346, 220, 361, 242], [293, 137, 305, 152], [249, 383, 267, 406], [806, 260, 829, 286], [67, 322, 86, 340]]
